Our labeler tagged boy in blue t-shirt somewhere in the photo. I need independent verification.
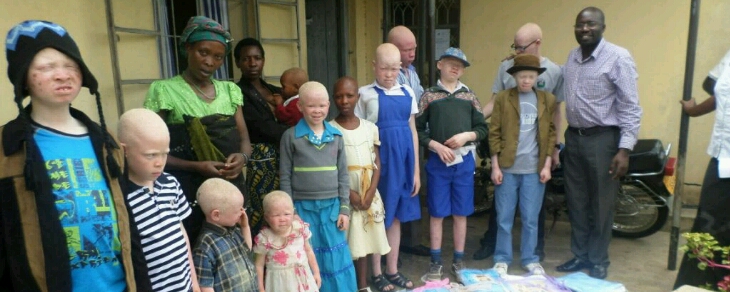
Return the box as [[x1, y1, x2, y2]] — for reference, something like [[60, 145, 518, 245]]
[[489, 54, 557, 276], [0, 20, 143, 291]]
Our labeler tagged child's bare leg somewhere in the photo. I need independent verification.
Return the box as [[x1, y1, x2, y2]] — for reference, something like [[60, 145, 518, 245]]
[[430, 216, 444, 262], [385, 219, 401, 274], [453, 215, 467, 257], [370, 253, 394, 291], [355, 257, 368, 289], [372, 253, 383, 275]]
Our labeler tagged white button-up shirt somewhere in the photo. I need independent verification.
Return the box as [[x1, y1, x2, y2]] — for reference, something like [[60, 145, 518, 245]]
[[707, 49, 730, 159]]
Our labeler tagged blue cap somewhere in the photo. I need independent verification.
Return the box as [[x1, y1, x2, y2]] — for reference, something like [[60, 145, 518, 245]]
[[438, 47, 470, 67]]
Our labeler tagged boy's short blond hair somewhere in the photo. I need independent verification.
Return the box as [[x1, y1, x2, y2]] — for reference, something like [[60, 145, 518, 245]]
[[197, 178, 243, 215], [262, 190, 294, 213], [117, 108, 169, 145], [298, 81, 329, 104]]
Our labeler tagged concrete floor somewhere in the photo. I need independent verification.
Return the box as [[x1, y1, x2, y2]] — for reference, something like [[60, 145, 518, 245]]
[[388, 212, 689, 292]]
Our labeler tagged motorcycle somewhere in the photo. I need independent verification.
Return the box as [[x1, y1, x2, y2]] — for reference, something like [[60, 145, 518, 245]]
[[473, 139, 675, 239]]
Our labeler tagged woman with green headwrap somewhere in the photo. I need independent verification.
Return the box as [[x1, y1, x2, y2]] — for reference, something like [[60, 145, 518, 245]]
[[144, 16, 252, 241]]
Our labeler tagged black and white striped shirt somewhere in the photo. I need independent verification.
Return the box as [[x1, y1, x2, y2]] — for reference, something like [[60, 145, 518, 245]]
[[126, 173, 193, 292]]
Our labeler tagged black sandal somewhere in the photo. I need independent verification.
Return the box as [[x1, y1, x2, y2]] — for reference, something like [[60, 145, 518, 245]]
[[370, 274, 394, 292], [385, 271, 414, 289]]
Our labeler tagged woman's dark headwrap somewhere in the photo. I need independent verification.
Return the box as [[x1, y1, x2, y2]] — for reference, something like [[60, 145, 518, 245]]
[[179, 16, 232, 54]]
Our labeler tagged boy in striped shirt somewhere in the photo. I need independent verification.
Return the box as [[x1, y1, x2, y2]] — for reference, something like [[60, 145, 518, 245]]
[[118, 108, 201, 292]]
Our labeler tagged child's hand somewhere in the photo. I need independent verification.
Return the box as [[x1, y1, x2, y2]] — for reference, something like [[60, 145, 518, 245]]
[[240, 207, 250, 227], [444, 132, 472, 149], [540, 166, 552, 183], [314, 273, 322, 288], [362, 189, 375, 210], [271, 93, 284, 106], [349, 190, 363, 210], [411, 174, 421, 197], [491, 167, 503, 185], [434, 143, 455, 163], [337, 214, 349, 230]]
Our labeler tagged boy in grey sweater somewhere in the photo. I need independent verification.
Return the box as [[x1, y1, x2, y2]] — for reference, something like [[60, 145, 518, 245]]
[[278, 81, 357, 291]]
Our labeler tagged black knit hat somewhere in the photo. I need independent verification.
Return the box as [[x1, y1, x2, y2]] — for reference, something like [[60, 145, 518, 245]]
[[6, 20, 98, 101], [5, 20, 120, 189]]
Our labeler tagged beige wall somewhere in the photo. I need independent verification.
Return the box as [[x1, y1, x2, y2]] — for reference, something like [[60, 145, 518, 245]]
[[0, 0, 307, 133], [348, 0, 382, 87], [0, 0, 125, 131], [459, 0, 730, 203], [228, 0, 308, 86]]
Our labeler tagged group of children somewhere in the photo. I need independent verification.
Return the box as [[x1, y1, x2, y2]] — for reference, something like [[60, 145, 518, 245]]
[[1, 19, 557, 292]]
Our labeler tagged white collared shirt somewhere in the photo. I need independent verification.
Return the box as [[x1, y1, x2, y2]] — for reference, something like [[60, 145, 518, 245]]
[[707, 49, 730, 159], [354, 81, 418, 123], [436, 79, 469, 94]]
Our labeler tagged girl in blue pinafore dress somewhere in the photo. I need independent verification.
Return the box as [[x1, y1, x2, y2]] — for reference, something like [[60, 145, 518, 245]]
[[354, 69, 420, 290], [372, 86, 420, 227]]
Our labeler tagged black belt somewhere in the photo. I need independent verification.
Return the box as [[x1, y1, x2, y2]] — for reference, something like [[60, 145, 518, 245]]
[[567, 126, 619, 136]]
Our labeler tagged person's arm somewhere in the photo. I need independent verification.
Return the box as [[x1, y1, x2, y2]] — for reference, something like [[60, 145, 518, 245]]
[[181, 223, 201, 292], [254, 253, 266, 292], [336, 136, 350, 231], [240, 210, 253, 249], [608, 55, 641, 178], [278, 131, 294, 197], [362, 144, 381, 209], [408, 115, 420, 196], [304, 235, 321, 288], [612, 55, 642, 151], [193, 243, 214, 292], [481, 93, 498, 119], [681, 96, 716, 117], [489, 93, 504, 185]]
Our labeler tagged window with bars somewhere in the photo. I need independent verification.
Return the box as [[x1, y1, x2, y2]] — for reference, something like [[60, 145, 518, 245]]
[[383, 0, 460, 86]]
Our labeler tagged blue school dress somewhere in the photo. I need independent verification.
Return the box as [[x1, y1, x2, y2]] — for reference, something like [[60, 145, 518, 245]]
[[295, 198, 357, 292], [373, 86, 421, 228]]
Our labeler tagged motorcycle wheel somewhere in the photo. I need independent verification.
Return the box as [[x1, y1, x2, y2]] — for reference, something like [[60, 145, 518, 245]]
[[612, 183, 669, 238]]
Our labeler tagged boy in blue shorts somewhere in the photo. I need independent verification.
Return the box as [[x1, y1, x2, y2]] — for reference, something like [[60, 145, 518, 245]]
[[416, 47, 487, 281]]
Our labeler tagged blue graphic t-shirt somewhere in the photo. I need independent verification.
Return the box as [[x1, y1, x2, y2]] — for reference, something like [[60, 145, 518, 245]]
[[34, 126, 126, 292]]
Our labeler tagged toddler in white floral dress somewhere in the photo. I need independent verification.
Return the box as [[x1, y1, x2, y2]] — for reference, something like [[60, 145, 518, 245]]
[[254, 191, 321, 292]]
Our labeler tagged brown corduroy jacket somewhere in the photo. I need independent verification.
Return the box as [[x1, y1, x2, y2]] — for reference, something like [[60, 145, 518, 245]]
[[0, 108, 138, 292], [489, 88, 557, 170]]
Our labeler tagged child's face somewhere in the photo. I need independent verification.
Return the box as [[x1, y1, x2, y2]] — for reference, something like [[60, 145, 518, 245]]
[[333, 80, 359, 116], [216, 193, 244, 227], [437, 57, 465, 83], [280, 74, 299, 99], [265, 202, 294, 234], [26, 48, 82, 107], [513, 70, 538, 93], [373, 59, 401, 89], [123, 135, 170, 184], [298, 91, 330, 126]]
